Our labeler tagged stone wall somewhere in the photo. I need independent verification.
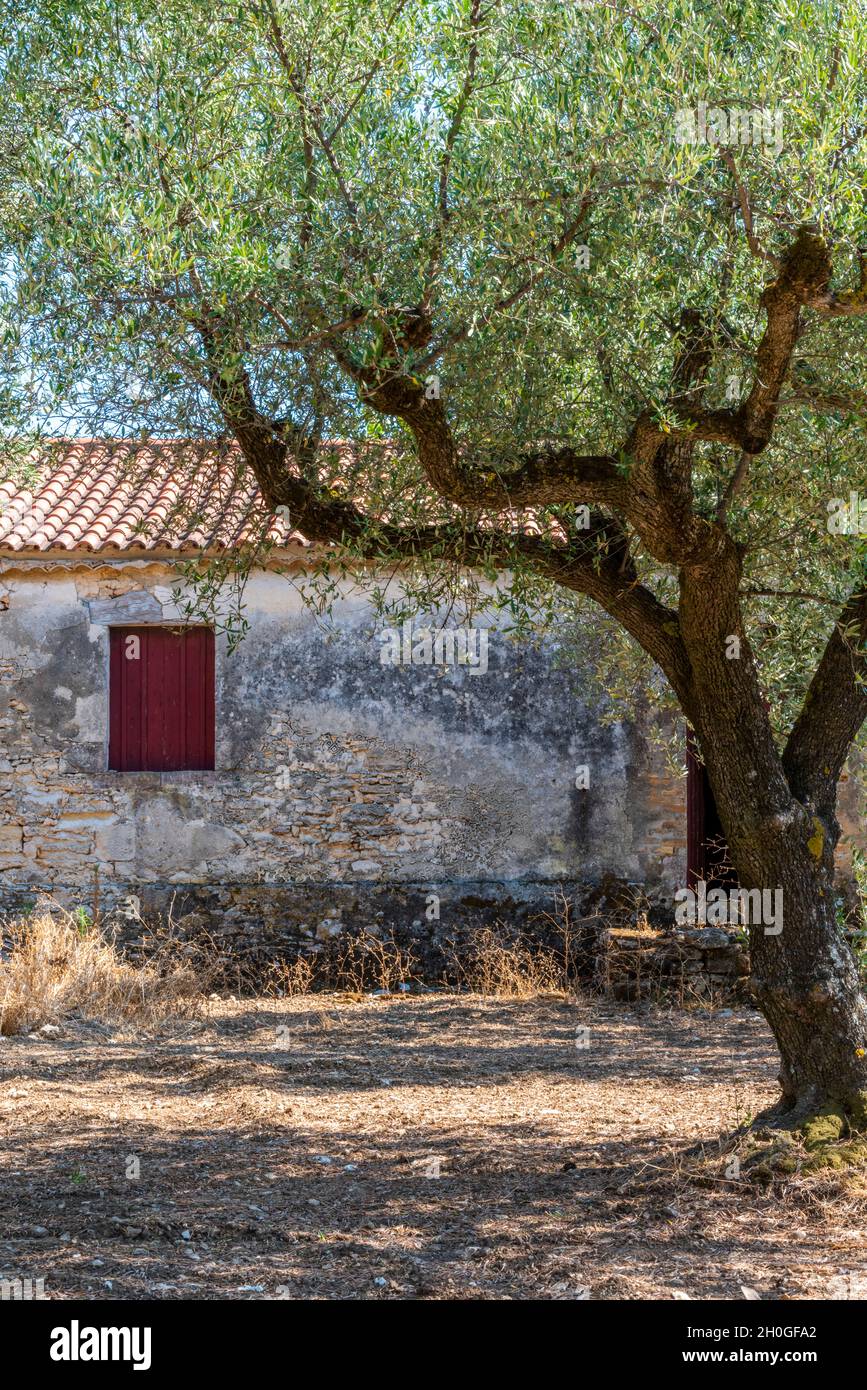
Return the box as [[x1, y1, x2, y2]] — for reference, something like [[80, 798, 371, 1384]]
[[0, 555, 688, 931], [594, 924, 750, 1003]]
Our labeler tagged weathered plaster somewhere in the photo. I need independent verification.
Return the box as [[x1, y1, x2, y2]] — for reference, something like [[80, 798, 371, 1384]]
[[0, 556, 696, 927]]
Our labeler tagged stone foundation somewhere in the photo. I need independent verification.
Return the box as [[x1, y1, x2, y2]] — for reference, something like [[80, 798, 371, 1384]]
[[1, 876, 593, 969], [0, 874, 752, 1000]]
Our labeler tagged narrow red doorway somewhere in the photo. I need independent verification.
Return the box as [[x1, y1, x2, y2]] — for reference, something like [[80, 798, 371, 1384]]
[[686, 727, 737, 890]]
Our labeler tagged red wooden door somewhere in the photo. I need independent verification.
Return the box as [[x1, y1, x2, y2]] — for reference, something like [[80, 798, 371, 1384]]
[[109, 626, 215, 771]]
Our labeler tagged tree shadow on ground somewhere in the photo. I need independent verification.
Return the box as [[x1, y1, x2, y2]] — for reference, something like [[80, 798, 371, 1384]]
[[1, 995, 834, 1301]]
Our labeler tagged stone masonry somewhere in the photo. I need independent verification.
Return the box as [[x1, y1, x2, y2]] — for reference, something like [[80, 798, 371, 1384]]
[[0, 554, 862, 957]]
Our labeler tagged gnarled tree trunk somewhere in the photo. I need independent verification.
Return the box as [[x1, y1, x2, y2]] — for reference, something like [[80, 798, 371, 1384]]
[[709, 760, 867, 1122], [688, 631, 867, 1125]]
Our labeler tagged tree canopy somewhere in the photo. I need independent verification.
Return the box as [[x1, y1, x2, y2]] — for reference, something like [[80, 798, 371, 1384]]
[[0, 0, 866, 742]]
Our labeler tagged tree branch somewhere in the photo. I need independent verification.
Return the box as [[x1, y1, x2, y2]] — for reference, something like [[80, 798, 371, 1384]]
[[421, 0, 484, 315], [783, 587, 867, 814], [648, 228, 837, 456], [720, 151, 780, 267], [197, 315, 692, 704], [807, 247, 867, 318], [265, 0, 362, 232], [326, 0, 412, 142], [416, 182, 596, 369], [716, 451, 751, 522]]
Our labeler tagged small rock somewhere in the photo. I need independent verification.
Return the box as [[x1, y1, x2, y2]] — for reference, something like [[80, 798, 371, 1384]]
[[373, 1276, 387, 1287], [313, 1156, 333, 1165], [30, 1225, 48, 1236], [684, 927, 732, 950]]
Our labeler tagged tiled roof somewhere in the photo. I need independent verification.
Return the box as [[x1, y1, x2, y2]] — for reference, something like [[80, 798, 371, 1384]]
[[0, 440, 307, 554]]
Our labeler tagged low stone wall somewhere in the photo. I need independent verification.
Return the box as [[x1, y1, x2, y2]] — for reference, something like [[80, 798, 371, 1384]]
[[21, 877, 595, 979], [593, 924, 750, 1002], [0, 875, 752, 1000]]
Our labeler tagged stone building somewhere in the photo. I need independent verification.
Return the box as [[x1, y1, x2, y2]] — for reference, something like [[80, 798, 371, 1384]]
[[0, 442, 861, 955]]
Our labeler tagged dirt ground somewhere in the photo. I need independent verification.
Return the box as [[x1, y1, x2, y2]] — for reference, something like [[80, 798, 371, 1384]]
[[1, 992, 866, 1301]]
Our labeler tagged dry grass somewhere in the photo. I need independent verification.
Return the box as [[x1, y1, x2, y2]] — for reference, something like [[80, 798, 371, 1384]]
[[447, 924, 568, 997], [320, 927, 420, 994], [263, 953, 317, 998], [0, 889, 733, 1046], [0, 911, 209, 1035], [263, 927, 420, 997], [260, 923, 573, 1001]]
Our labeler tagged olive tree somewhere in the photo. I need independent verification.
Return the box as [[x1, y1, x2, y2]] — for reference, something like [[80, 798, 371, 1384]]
[[4, 0, 867, 1138]]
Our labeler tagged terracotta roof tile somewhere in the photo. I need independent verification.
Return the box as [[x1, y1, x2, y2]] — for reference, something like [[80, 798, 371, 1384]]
[[0, 441, 306, 554], [0, 438, 570, 556]]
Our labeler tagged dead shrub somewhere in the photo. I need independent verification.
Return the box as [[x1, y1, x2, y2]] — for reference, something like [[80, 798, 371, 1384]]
[[0, 910, 210, 1035], [260, 927, 420, 996], [319, 928, 419, 994], [262, 953, 316, 998], [448, 924, 567, 998], [322, 927, 420, 993]]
